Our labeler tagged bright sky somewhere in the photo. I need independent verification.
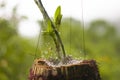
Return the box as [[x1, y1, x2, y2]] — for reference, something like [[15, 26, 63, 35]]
[[1, 0, 120, 37]]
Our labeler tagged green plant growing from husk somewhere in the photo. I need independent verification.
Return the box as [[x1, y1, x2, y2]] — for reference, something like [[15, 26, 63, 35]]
[[34, 0, 66, 63], [29, 1, 101, 80]]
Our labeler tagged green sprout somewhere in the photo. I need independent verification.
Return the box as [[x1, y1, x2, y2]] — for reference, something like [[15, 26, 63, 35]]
[[34, 0, 66, 62]]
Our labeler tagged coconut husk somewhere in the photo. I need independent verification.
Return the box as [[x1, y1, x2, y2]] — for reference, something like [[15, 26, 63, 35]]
[[29, 58, 101, 80]]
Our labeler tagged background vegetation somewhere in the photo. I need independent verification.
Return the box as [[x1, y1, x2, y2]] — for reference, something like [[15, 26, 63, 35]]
[[0, 2, 120, 80]]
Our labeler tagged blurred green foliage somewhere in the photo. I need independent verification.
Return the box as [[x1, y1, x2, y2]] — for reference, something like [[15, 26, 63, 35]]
[[0, 4, 36, 80], [0, 18, 36, 80], [0, 2, 120, 80]]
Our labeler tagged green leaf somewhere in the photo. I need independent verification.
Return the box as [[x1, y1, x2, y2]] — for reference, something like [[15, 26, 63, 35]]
[[54, 6, 61, 20], [54, 6, 62, 25], [55, 14, 62, 25], [47, 20, 53, 33]]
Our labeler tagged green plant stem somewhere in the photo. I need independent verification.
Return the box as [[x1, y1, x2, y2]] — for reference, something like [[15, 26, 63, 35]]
[[51, 35, 61, 60], [34, 0, 66, 60]]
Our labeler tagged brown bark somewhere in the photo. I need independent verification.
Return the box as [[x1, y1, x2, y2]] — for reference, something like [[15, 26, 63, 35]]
[[29, 59, 101, 80]]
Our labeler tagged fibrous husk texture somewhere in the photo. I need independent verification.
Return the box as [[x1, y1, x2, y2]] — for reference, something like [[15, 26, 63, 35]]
[[29, 58, 101, 80]]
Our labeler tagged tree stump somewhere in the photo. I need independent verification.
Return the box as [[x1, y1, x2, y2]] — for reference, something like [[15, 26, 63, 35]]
[[29, 58, 101, 80]]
